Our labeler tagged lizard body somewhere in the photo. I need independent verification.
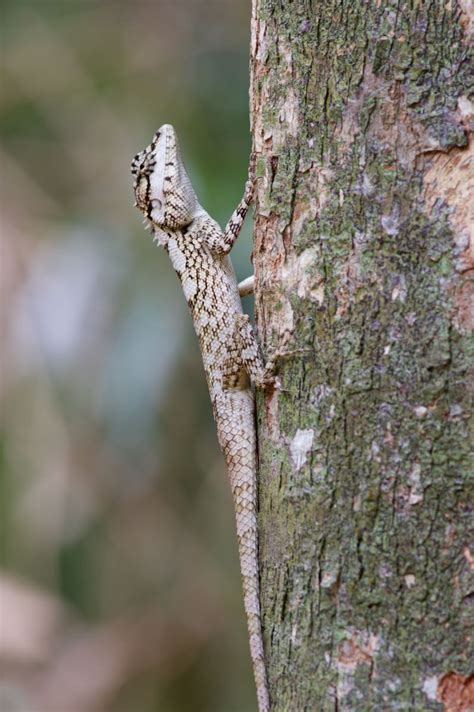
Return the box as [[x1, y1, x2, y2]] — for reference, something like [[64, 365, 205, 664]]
[[131, 125, 272, 712]]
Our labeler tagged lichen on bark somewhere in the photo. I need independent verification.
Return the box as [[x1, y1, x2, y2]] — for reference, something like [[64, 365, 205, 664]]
[[250, 1, 473, 709]]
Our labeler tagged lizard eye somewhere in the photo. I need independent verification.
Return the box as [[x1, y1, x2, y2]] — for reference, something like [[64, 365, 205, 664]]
[[150, 198, 164, 223]]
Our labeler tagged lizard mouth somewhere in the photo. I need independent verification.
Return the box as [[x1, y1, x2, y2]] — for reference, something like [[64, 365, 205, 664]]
[[131, 141, 161, 219]]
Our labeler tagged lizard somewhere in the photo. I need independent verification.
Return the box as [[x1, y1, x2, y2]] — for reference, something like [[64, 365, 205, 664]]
[[131, 124, 274, 712]]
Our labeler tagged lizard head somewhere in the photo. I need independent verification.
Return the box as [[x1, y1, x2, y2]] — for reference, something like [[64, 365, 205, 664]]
[[131, 124, 199, 232]]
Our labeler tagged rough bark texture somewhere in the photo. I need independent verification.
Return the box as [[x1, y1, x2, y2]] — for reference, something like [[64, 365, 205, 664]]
[[250, 1, 473, 710]]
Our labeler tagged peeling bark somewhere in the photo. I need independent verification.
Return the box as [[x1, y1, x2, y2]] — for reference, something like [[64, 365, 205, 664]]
[[250, 1, 473, 709]]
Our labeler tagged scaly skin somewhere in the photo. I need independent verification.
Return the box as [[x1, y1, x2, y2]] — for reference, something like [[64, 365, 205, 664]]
[[131, 124, 272, 712]]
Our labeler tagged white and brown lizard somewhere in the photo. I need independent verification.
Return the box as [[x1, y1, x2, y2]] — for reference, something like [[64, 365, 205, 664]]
[[131, 124, 274, 712]]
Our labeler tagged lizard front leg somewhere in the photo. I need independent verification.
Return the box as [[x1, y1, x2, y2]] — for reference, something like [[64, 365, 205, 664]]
[[238, 275, 255, 297], [223, 174, 254, 246], [199, 169, 255, 255]]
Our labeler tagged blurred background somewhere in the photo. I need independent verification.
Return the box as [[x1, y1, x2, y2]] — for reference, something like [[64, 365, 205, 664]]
[[1, 1, 258, 710]]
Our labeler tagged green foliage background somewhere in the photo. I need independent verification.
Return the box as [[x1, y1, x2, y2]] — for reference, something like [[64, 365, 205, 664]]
[[1, 2, 257, 710]]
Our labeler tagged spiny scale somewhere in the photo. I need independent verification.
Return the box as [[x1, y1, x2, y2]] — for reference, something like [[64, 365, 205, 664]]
[[131, 124, 273, 712]]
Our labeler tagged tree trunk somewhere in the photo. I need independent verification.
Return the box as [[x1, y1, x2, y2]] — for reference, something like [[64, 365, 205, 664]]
[[250, 1, 473, 709]]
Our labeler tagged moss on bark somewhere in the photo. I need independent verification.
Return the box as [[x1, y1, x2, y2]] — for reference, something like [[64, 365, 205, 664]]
[[251, 1, 473, 709]]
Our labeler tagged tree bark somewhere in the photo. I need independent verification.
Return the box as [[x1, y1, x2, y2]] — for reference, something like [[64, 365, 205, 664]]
[[250, 1, 473, 709]]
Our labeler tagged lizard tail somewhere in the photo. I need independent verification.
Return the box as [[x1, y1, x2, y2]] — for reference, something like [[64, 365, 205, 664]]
[[237, 507, 270, 712], [216, 391, 270, 712]]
